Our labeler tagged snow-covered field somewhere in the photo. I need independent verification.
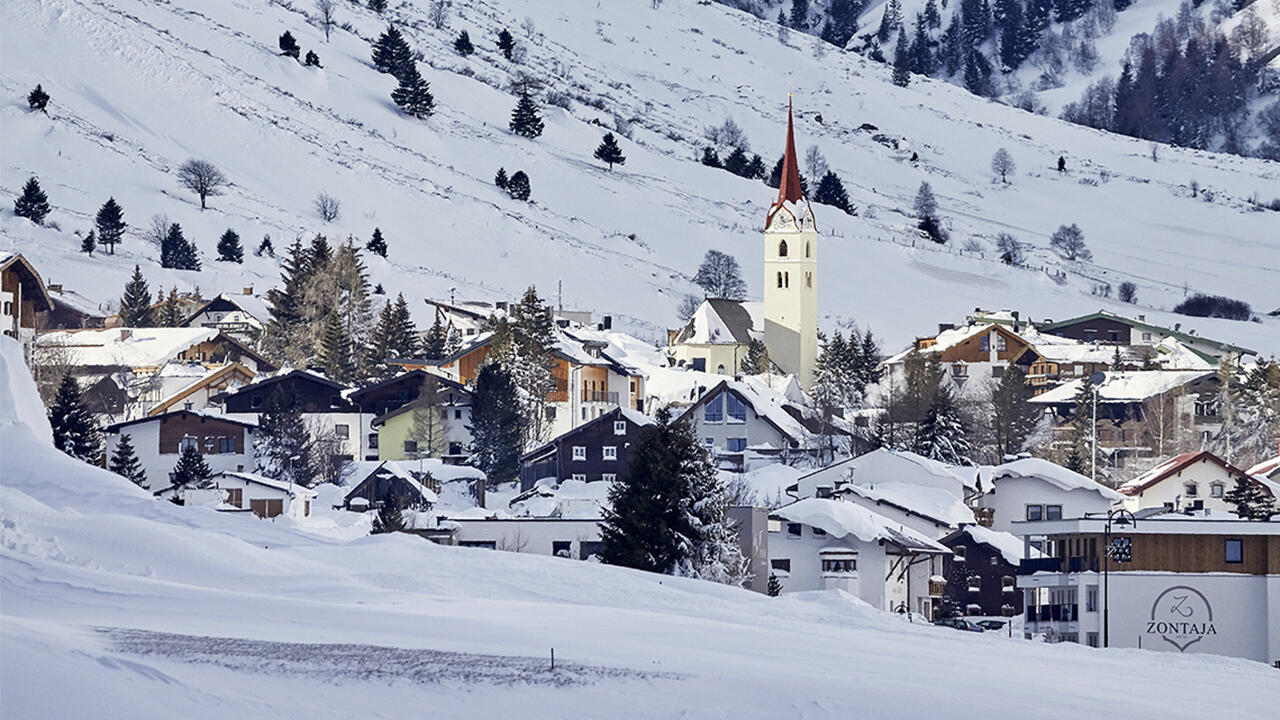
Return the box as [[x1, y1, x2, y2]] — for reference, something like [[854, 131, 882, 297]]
[[2, 336, 1278, 718], [1, 0, 1277, 358]]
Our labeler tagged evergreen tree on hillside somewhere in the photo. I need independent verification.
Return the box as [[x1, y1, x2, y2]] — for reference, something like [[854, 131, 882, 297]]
[[1053, 0, 1091, 24], [857, 330, 883, 391], [422, 314, 448, 360], [915, 386, 972, 465], [989, 365, 1040, 459], [304, 50, 322, 68], [171, 443, 213, 488], [924, 0, 942, 29], [1223, 476, 1278, 520], [254, 390, 315, 488], [496, 28, 516, 60], [509, 91, 544, 138], [81, 231, 96, 256], [366, 293, 420, 379], [494, 167, 509, 189], [702, 147, 722, 168], [998, 0, 1027, 70], [13, 177, 50, 225], [392, 63, 435, 119], [95, 197, 125, 254], [367, 227, 388, 258], [368, 0, 387, 12], [27, 84, 50, 112], [119, 265, 154, 327], [765, 156, 808, 195], [909, 17, 935, 76], [593, 132, 626, 169], [49, 374, 101, 463], [108, 433, 148, 487], [372, 25, 412, 76], [506, 170, 531, 201], [318, 312, 357, 384], [790, 0, 809, 29], [454, 30, 474, 56], [161, 223, 201, 271], [813, 170, 853, 214], [878, 0, 903, 42], [257, 235, 274, 257], [262, 237, 317, 363], [279, 31, 300, 59], [467, 363, 524, 485], [820, 0, 860, 47], [217, 229, 244, 263], [721, 146, 751, 177]]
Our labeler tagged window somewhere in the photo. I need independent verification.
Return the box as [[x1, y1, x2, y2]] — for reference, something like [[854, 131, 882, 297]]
[[572, 446, 587, 461], [552, 541, 571, 558], [545, 406, 557, 420], [602, 473, 616, 482], [1046, 505, 1062, 521], [614, 421, 627, 436], [954, 545, 966, 562], [1002, 576, 1015, 593], [218, 437, 234, 453], [1026, 505, 1044, 521], [204, 436, 216, 452], [334, 424, 349, 439], [784, 272, 789, 288], [1210, 483, 1224, 498], [805, 242, 811, 258], [1086, 585, 1098, 612], [992, 366, 1005, 379], [1142, 332, 1152, 342], [770, 558, 791, 572], [439, 408, 449, 420], [454, 409, 463, 419], [1083, 329, 1097, 342], [458, 541, 497, 549], [1194, 400, 1218, 417], [1108, 331, 1120, 342], [997, 335, 1007, 351], [448, 442, 464, 455], [251, 396, 264, 409], [1184, 483, 1198, 497], [990, 555, 999, 566], [368, 433, 379, 449], [1086, 632, 1099, 648], [716, 364, 726, 374], [704, 437, 714, 448], [822, 558, 855, 573], [815, 486, 833, 499], [725, 393, 747, 422], [787, 523, 802, 537], [979, 336, 990, 352], [776, 271, 783, 288], [403, 440, 418, 454], [778, 240, 788, 257], [571, 473, 587, 482], [1224, 539, 1243, 564], [602, 446, 618, 461], [727, 437, 747, 453], [704, 394, 724, 423], [805, 272, 812, 288], [811, 526, 827, 537], [180, 436, 198, 451], [968, 577, 981, 593], [951, 363, 968, 378]]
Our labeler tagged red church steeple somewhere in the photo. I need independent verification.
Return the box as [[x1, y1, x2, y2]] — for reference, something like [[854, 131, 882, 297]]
[[775, 96, 804, 207]]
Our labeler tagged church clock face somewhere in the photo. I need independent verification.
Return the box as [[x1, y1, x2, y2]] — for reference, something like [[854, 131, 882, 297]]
[[772, 212, 793, 231]]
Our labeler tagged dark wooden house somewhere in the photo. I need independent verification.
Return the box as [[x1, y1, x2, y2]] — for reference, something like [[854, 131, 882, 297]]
[[348, 369, 470, 418], [342, 461, 438, 511], [519, 406, 653, 491], [939, 524, 1027, 618], [214, 369, 355, 413]]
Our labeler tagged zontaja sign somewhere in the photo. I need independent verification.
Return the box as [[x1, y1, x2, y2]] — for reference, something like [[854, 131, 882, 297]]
[[1146, 586, 1216, 652]]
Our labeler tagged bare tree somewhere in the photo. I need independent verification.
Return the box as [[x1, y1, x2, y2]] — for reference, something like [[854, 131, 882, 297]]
[[314, 192, 341, 223], [144, 214, 173, 249], [803, 145, 828, 185], [522, 16, 537, 38], [408, 376, 447, 459], [428, 0, 450, 31], [704, 117, 749, 152], [176, 159, 228, 210], [315, 0, 337, 42], [996, 233, 1024, 265], [990, 148, 1015, 184], [676, 293, 702, 322], [1049, 223, 1091, 261]]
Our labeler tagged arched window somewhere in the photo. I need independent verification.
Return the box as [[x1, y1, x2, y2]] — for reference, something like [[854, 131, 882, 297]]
[[716, 364, 726, 374], [806, 272, 812, 288], [805, 242, 811, 258], [784, 272, 790, 288], [776, 271, 783, 288], [778, 240, 788, 257]]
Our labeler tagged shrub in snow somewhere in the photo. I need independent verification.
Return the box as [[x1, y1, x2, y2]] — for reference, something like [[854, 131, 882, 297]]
[[27, 84, 49, 111], [1118, 281, 1137, 304], [453, 30, 474, 56], [314, 192, 341, 222], [506, 171, 531, 201], [305, 50, 322, 67], [1173, 294, 1252, 321], [996, 233, 1023, 265], [279, 31, 300, 59]]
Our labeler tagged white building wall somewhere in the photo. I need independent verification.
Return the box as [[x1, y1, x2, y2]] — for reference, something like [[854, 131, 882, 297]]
[[979, 476, 1116, 535], [688, 402, 789, 472], [105, 422, 254, 490], [1123, 462, 1240, 515], [449, 519, 602, 559]]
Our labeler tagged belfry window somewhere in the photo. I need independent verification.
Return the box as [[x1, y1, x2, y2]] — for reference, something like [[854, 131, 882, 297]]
[[805, 242, 811, 258], [777, 272, 783, 288], [806, 272, 812, 288], [784, 272, 790, 288], [778, 240, 788, 257]]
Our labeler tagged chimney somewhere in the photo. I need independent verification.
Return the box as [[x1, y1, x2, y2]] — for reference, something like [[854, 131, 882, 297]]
[[46, 283, 63, 294], [938, 323, 956, 334], [602, 315, 613, 330], [243, 285, 253, 295], [119, 328, 133, 341], [1174, 323, 1181, 331], [1138, 315, 1145, 321]]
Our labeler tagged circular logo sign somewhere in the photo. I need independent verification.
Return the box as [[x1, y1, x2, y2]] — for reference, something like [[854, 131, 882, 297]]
[[1147, 586, 1215, 652]]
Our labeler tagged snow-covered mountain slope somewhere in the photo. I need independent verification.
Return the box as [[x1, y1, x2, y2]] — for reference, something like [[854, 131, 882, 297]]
[[1, 336, 1277, 719], [1, 0, 1277, 356]]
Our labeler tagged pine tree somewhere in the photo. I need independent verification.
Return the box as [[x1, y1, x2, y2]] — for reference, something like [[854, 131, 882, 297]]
[[989, 365, 1039, 459], [27, 84, 50, 111], [13, 177, 50, 224], [49, 374, 101, 463], [683, 429, 746, 584], [506, 170, 531, 201], [790, 0, 809, 29], [372, 25, 411, 76], [119, 265, 154, 327], [740, 338, 770, 375], [370, 491, 408, 533], [81, 231, 96, 256], [813, 170, 853, 213], [422, 314, 447, 360], [318, 312, 357, 383], [304, 50, 322, 67], [368, 0, 387, 12], [497, 28, 516, 60], [593, 132, 626, 169], [509, 92, 544, 138], [279, 31, 300, 59], [254, 389, 315, 487], [367, 227, 387, 258], [392, 63, 435, 119], [467, 363, 525, 484], [366, 293, 420, 378], [257, 235, 274, 257], [494, 167, 509, 189], [506, 286, 558, 447], [701, 147, 722, 168], [878, 0, 903, 42], [909, 16, 935, 75], [108, 433, 148, 487], [1069, 376, 1097, 478], [171, 443, 213, 488], [915, 386, 972, 465], [925, 0, 942, 29], [262, 238, 314, 363], [1223, 476, 1278, 520], [156, 287, 183, 328], [454, 30, 474, 56], [767, 573, 783, 596], [444, 325, 462, 357], [162, 223, 201, 271], [95, 197, 125, 254], [998, 0, 1027, 70], [217, 229, 244, 263]]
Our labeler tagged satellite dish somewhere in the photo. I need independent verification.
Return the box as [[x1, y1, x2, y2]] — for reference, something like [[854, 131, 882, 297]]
[[1088, 372, 1107, 385]]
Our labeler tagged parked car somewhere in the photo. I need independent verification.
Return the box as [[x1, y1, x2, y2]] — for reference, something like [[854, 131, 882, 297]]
[[976, 620, 1007, 631], [933, 617, 984, 632]]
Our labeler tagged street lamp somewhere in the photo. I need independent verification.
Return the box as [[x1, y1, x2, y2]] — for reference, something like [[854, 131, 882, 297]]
[[1101, 507, 1136, 648], [1087, 372, 1106, 484]]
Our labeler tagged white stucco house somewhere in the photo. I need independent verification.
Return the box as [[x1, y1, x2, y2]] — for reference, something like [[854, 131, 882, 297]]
[[170, 470, 315, 519], [1120, 450, 1263, 515], [104, 409, 257, 490], [975, 458, 1123, 536]]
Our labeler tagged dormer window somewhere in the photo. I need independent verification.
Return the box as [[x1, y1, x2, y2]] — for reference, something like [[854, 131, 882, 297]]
[[778, 240, 788, 257]]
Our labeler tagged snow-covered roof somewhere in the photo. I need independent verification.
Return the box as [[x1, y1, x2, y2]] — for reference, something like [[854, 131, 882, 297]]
[[885, 323, 1014, 364], [773, 498, 949, 553], [1246, 455, 1280, 480], [672, 299, 762, 346], [506, 478, 610, 519], [677, 377, 815, 445], [1120, 451, 1247, 495], [210, 471, 317, 498], [1029, 371, 1215, 404], [980, 458, 1123, 501], [805, 448, 979, 492], [186, 292, 270, 324], [37, 327, 219, 368], [954, 525, 1043, 565]]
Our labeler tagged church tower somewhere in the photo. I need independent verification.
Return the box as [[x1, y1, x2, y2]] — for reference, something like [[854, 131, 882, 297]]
[[763, 97, 818, 390]]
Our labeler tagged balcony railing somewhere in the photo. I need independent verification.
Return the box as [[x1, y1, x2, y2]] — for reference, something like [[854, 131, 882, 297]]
[[582, 389, 619, 404], [1018, 557, 1063, 574]]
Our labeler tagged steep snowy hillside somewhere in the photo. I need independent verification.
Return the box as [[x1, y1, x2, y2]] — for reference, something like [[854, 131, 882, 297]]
[[1, 0, 1278, 356], [2, 336, 1278, 718]]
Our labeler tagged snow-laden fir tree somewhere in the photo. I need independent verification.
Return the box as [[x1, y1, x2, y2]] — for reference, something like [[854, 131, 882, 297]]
[[422, 314, 447, 360], [988, 364, 1040, 459], [302, 239, 373, 380], [593, 132, 626, 169], [1067, 375, 1097, 476], [506, 170, 531, 200], [366, 227, 387, 258], [467, 362, 524, 485], [48, 374, 101, 463], [366, 293, 420, 380], [813, 170, 853, 214], [392, 63, 435, 119], [171, 443, 213, 488], [1223, 475, 1278, 521], [217, 228, 243, 263], [28, 84, 50, 111], [13, 177, 50, 225], [509, 92, 544, 138], [893, 31, 911, 87], [915, 386, 972, 465], [108, 433, 148, 487], [443, 324, 462, 357], [254, 390, 315, 488], [119, 265, 154, 327], [681, 432, 748, 584], [81, 231, 96, 256], [454, 30, 474, 56], [318, 312, 357, 383], [367, 0, 387, 14], [767, 573, 782, 596], [95, 197, 125, 254]]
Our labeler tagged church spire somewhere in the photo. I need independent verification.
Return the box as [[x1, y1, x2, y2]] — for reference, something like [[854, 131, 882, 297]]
[[776, 96, 804, 206]]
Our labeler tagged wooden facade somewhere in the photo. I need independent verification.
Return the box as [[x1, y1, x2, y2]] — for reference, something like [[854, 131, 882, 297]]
[[1047, 532, 1279, 575], [218, 370, 354, 413], [156, 412, 249, 455], [519, 407, 650, 490], [941, 533, 1022, 617], [935, 325, 1037, 365]]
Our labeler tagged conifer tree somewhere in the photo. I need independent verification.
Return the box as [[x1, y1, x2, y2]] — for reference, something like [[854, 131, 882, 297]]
[[454, 30, 474, 56], [741, 338, 770, 375], [893, 31, 912, 87], [506, 286, 558, 446], [701, 147, 722, 168], [494, 167, 509, 189], [878, 0, 903, 42], [304, 50, 322, 67], [509, 92, 544, 138], [372, 25, 411, 75], [366, 293, 420, 378], [161, 223, 201, 271], [171, 443, 213, 488], [254, 389, 315, 487], [156, 287, 184, 327], [263, 237, 314, 362], [1223, 476, 1278, 520], [989, 365, 1039, 459], [467, 363, 524, 484], [370, 490, 408, 533], [95, 197, 125, 254], [392, 63, 435, 119], [318, 311, 357, 383], [915, 385, 972, 465], [1069, 376, 1097, 477], [49, 374, 101, 463], [423, 314, 447, 360], [279, 31, 301, 59], [368, 0, 387, 11], [119, 265, 154, 327], [767, 573, 783, 596], [506, 170, 531, 201], [257, 235, 274, 257], [366, 227, 387, 258], [813, 170, 853, 213], [496, 28, 516, 60], [81, 231, 96, 256], [108, 433, 148, 487], [444, 325, 462, 357], [593, 132, 626, 169], [13, 177, 50, 224], [217, 229, 244, 263], [27, 84, 50, 111]]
